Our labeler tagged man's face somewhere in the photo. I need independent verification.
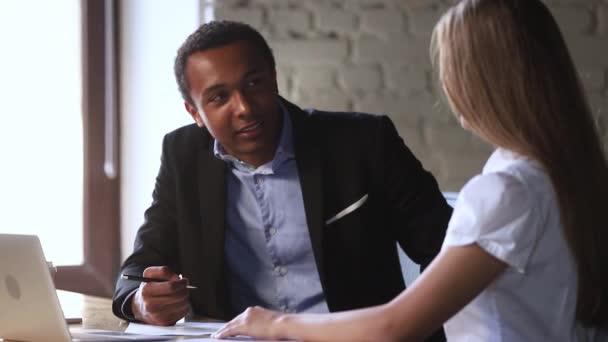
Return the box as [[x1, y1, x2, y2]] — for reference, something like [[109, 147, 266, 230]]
[[184, 40, 280, 167]]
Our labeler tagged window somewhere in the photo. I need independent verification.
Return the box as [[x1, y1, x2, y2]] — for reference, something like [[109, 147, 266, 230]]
[[0, 0, 120, 297]]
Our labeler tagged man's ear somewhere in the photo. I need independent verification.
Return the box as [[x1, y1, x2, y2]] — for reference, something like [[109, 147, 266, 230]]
[[185, 102, 205, 128]]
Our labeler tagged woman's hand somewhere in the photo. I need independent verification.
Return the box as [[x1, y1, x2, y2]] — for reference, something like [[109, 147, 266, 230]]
[[213, 306, 288, 340]]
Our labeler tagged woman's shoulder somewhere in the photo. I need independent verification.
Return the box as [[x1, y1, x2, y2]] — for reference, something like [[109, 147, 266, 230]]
[[445, 153, 550, 272], [476, 148, 552, 198], [459, 170, 530, 209]]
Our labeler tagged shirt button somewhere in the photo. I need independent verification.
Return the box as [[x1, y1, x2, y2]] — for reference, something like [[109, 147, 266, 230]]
[[274, 266, 288, 276], [269, 227, 277, 236]]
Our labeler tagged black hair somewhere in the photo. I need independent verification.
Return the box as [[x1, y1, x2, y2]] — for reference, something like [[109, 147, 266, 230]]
[[174, 20, 276, 106]]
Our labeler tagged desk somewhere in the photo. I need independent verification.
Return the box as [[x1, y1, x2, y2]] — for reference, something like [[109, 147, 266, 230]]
[[58, 291, 227, 341], [57, 291, 293, 341], [57, 290, 127, 332]]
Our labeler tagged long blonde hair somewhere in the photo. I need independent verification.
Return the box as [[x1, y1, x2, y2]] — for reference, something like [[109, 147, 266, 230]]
[[431, 0, 608, 328]]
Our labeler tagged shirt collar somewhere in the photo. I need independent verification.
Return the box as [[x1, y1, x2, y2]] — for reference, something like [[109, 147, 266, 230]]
[[483, 148, 536, 174], [213, 100, 294, 170]]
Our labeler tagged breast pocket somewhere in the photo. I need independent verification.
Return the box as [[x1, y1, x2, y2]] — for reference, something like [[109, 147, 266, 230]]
[[324, 194, 369, 226]]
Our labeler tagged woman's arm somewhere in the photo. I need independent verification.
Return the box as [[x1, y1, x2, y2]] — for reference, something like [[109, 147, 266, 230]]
[[214, 244, 507, 341], [383, 243, 507, 341]]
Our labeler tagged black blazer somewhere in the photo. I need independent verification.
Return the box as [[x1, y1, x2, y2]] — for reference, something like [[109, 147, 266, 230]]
[[113, 98, 451, 338]]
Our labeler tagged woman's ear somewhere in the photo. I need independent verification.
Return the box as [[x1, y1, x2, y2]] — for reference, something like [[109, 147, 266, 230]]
[[185, 102, 205, 128], [459, 115, 470, 131]]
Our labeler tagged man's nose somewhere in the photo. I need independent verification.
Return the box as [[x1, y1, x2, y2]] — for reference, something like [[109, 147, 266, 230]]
[[232, 91, 252, 117]]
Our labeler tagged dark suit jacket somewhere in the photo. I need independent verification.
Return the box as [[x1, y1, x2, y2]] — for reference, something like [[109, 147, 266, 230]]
[[113, 98, 452, 339]]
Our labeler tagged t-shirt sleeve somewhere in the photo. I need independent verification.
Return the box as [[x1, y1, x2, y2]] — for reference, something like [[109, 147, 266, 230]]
[[442, 172, 542, 273]]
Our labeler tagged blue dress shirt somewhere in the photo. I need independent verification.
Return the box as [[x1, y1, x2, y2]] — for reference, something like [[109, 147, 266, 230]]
[[214, 105, 329, 314]]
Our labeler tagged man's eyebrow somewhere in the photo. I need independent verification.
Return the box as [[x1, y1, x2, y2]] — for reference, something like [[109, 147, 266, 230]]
[[201, 68, 268, 98], [244, 69, 265, 78], [202, 84, 225, 98]]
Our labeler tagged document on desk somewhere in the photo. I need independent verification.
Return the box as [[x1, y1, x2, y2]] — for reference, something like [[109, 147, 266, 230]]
[[71, 329, 172, 341], [125, 322, 296, 341], [125, 321, 224, 336]]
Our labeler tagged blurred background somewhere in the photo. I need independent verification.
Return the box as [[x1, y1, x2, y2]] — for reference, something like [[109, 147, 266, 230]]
[[0, 0, 606, 297]]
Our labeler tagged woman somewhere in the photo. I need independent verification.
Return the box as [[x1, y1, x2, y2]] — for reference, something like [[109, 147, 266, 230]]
[[214, 0, 608, 340]]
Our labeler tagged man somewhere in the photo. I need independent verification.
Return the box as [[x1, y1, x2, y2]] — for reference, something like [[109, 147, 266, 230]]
[[112, 20, 451, 340]]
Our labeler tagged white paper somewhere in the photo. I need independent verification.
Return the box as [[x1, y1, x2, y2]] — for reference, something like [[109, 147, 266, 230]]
[[70, 329, 170, 341], [184, 338, 292, 341], [125, 321, 224, 336], [125, 321, 296, 341]]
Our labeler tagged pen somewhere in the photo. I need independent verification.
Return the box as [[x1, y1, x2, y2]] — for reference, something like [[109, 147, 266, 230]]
[[121, 274, 198, 289]]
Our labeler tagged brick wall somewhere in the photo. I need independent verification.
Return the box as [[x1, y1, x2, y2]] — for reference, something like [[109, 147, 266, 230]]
[[203, 0, 608, 191]]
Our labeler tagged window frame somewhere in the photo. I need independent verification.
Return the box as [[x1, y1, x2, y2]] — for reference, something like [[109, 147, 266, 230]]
[[54, 0, 121, 298]]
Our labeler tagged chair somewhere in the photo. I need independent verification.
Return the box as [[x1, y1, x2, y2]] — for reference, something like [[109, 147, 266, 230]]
[[398, 192, 458, 286]]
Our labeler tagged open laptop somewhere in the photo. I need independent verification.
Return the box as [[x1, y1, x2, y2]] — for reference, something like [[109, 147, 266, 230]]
[[0, 234, 165, 341]]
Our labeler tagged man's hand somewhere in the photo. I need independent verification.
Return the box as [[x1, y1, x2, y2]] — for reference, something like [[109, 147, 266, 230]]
[[130, 266, 190, 326]]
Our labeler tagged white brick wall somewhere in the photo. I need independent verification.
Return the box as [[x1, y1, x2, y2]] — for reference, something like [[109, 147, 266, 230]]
[[205, 0, 608, 191], [268, 9, 311, 36], [338, 65, 383, 91], [599, 4, 608, 36], [315, 8, 358, 34], [360, 9, 405, 36], [551, 5, 592, 33], [273, 40, 349, 65]]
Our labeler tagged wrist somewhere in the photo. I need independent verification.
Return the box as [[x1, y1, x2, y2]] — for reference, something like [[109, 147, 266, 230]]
[[119, 288, 140, 322], [130, 290, 143, 321], [271, 313, 292, 339]]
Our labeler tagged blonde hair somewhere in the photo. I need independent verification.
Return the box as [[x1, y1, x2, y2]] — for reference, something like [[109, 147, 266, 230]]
[[432, 0, 608, 328]]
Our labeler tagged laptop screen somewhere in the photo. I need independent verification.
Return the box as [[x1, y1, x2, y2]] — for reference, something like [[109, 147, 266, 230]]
[[0, 234, 72, 342]]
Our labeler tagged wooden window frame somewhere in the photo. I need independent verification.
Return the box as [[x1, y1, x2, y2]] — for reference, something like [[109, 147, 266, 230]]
[[54, 0, 121, 298]]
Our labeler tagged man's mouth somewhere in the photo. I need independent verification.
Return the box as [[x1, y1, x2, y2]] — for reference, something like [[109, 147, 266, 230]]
[[237, 121, 262, 133]]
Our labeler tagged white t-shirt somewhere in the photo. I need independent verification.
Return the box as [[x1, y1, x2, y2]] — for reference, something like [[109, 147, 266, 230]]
[[442, 148, 605, 341]]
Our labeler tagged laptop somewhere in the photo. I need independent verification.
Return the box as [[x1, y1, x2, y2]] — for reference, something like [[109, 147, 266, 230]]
[[0, 234, 165, 341]]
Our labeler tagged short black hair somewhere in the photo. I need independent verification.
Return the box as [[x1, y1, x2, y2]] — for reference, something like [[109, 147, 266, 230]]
[[174, 20, 276, 107]]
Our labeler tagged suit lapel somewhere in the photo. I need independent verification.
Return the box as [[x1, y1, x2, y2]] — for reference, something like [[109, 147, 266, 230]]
[[196, 133, 231, 318], [285, 99, 326, 287]]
